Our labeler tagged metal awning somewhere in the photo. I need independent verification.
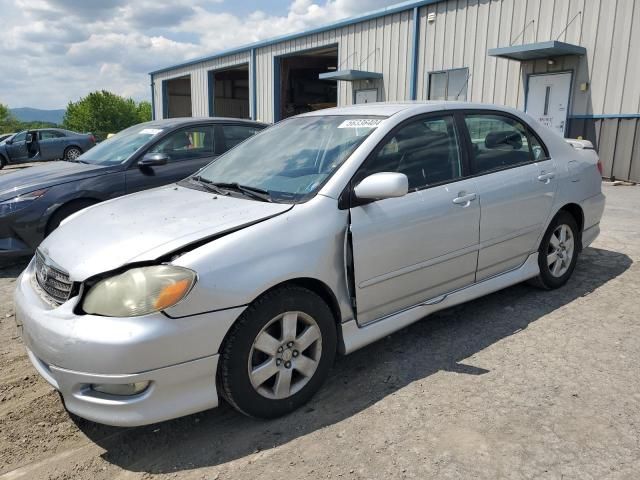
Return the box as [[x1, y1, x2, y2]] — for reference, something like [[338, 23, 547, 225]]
[[318, 69, 383, 81], [488, 41, 586, 61]]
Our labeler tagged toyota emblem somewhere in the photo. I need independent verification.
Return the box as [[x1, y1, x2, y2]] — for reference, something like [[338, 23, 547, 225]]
[[40, 265, 48, 283]]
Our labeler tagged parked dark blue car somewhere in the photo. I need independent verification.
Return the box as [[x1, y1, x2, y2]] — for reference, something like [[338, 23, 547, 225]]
[[0, 117, 266, 256], [0, 128, 96, 168]]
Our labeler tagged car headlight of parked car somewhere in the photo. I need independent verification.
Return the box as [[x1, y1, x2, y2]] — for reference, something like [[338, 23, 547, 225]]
[[0, 189, 47, 216], [83, 265, 196, 317]]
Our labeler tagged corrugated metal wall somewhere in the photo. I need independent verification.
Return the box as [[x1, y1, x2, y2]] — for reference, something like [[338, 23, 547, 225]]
[[415, 0, 640, 117], [413, 0, 640, 180], [151, 0, 640, 180], [152, 52, 251, 118], [253, 10, 414, 123], [569, 118, 640, 182]]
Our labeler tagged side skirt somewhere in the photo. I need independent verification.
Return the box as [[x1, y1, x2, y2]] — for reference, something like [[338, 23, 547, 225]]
[[339, 253, 540, 354]]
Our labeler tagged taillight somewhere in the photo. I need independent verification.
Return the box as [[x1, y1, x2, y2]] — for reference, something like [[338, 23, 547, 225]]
[[89, 135, 96, 144], [596, 160, 603, 176]]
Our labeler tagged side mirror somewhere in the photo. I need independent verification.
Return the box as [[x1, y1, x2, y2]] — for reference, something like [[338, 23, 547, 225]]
[[138, 152, 169, 167], [354, 172, 408, 201], [25, 134, 33, 143], [5, 139, 12, 145]]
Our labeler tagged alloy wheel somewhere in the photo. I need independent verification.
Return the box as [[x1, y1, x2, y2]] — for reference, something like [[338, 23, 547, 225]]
[[248, 311, 322, 400], [547, 224, 575, 277], [66, 148, 81, 160]]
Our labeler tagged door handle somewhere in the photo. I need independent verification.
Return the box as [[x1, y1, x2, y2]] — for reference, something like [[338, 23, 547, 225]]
[[452, 192, 477, 206], [537, 172, 555, 183]]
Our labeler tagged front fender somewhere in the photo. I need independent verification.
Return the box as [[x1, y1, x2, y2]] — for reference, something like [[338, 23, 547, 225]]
[[166, 195, 353, 321]]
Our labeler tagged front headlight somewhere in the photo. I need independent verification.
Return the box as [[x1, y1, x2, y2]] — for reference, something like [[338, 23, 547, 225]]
[[82, 265, 196, 317], [0, 189, 47, 216]]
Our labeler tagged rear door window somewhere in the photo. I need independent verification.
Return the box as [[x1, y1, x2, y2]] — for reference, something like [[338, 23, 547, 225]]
[[40, 130, 65, 140], [464, 113, 545, 174], [221, 124, 261, 150]]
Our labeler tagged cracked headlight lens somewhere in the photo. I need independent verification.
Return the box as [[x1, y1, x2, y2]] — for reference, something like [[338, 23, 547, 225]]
[[83, 265, 196, 317], [0, 189, 47, 216]]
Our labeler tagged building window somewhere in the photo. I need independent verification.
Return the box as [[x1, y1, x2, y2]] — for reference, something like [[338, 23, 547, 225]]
[[428, 68, 469, 101]]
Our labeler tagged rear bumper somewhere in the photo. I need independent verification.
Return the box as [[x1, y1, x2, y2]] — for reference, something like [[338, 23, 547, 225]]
[[581, 223, 600, 249], [582, 192, 606, 234]]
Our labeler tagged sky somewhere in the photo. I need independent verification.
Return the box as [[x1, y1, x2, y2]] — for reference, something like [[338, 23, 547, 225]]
[[0, 0, 399, 109]]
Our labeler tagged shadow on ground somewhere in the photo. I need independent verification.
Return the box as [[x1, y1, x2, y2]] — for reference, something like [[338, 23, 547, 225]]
[[65, 246, 631, 473]]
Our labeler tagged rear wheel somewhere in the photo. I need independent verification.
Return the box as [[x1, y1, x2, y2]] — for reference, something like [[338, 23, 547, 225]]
[[533, 211, 579, 289], [219, 286, 336, 418], [0, 155, 6, 169], [64, 146, 82, 161]]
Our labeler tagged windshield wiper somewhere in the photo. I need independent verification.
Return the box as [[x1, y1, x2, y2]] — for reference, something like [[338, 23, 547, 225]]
[[191, 176, 227, 195], [210, 182, 273, 203], [190, 176, 273, 202]]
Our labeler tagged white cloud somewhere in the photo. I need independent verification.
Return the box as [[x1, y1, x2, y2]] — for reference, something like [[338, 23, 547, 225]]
[[0, 0, 398, 109]]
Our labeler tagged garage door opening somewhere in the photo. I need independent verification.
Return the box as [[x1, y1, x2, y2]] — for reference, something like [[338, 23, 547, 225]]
[[278, 46, 338, 120], [163, 75, 192, 118], [210, 65, 250, 119]]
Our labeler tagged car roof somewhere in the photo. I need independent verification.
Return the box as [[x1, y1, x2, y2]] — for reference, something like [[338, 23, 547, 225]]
[[141, 117, 270, 129], [299, 101, 525, 118]]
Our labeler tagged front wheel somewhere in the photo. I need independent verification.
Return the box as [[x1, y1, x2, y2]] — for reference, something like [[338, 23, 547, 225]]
[[219, 286, 337, 418], [533, 211, 579, 289]]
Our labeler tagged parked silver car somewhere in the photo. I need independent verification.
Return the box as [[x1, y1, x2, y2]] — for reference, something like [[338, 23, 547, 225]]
[[15, 102, 605, 426]]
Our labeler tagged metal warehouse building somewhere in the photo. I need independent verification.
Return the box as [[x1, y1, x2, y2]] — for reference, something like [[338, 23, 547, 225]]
[[150, 0, 640, 182]]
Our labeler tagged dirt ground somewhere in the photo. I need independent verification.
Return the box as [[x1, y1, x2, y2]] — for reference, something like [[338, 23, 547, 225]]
[[1, 184, 639, 480]]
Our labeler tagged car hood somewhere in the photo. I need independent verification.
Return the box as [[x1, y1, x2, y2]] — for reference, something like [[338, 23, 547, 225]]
[[39, 184, 294, 281], [0, 161, 116, 200]]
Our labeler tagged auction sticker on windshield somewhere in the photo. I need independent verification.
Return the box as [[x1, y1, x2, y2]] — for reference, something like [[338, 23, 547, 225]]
[[338, 119, 382, 129], [139, 128, 163, 135]]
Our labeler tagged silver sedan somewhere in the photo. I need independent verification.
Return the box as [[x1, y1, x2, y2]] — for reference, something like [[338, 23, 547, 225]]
[[15, 102, 605, 426]]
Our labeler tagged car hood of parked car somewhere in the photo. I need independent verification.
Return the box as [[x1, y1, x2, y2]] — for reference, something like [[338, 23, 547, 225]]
[[0, 161, 118, 201], [39, 183, 294, 281]]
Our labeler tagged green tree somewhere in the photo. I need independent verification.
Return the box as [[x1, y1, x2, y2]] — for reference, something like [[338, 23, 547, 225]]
[[63, 90, 150, 140], [136, 101, 152, 123], [0, 103, 17, 134]]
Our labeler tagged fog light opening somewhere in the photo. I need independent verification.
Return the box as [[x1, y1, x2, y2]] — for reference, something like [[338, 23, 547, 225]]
[[91, 381, 150, 396]]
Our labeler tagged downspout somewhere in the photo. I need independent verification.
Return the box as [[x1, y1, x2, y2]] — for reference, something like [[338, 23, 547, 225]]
[[208, 71, 215, 117], [251, 48, 257, 120], [162, 80, 169, 119], [150, 75, 156, 121], [409, 6, 420, 101]]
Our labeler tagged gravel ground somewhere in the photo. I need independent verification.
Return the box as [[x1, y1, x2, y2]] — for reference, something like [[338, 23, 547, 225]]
[[0, 184, 639, 480]]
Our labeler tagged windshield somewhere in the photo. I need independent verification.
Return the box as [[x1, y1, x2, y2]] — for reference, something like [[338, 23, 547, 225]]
[[194, 115, 385, 202], [76, 124, 165, 165]]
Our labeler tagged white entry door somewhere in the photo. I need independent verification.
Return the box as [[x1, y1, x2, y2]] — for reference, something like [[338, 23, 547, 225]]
[[526, 72, 572, 137]]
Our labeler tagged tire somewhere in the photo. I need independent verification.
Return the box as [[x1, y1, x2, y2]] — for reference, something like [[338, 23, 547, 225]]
[[0, 156, 5, 169], [532, 210, 579, 289], [46, 200, 97, 236], [64, 146, 82, 161], [219, 285, 337, 418]]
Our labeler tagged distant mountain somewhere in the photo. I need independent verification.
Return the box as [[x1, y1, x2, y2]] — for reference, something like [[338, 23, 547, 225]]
[[10, 108, 65, 125]]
